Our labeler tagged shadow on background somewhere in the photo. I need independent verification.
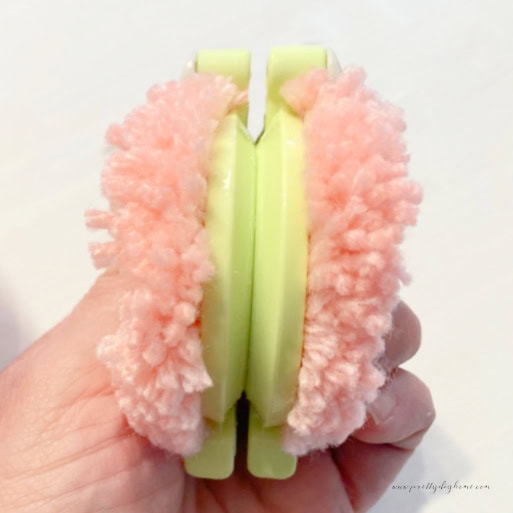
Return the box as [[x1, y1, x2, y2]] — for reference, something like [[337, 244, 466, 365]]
[[0, 279, 33, 372], [370, 423, 472, 513]]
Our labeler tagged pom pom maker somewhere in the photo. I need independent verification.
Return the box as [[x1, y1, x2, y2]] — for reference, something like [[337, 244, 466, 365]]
[[184, 46, 334, 480]]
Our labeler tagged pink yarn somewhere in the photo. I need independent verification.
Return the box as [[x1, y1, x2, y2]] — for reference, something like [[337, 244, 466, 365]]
[[281, 67, 422, 455], [86, 64, 420, 459], [85, 74, 247, 456]]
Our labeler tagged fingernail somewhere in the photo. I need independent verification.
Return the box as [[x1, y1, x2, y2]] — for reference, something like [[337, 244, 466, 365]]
[[368, 388, 397, 424]]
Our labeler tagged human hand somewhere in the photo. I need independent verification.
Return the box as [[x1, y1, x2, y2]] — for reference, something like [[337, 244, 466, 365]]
[[0, 271, 435, 513]]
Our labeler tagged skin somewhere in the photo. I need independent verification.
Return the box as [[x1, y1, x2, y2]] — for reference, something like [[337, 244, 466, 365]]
[[0, 271, 435, 512]]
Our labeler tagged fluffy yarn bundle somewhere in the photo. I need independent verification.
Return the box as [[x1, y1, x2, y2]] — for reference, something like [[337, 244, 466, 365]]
[[85, 74, 247, 456], [281, 67, 422, 455], [86, 65, 421, 459]]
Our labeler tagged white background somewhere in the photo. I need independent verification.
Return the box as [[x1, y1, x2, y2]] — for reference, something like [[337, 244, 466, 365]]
[[1, 1, 512, 511]]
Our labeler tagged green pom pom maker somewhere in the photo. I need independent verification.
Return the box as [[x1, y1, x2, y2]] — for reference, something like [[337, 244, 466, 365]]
[[183, 46, 340, 480]]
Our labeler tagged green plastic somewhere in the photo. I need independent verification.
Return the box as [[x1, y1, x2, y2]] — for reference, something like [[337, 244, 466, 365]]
[[247, 403, 297, 479], [199, 113, 255, 423], [245, 46, 327, 479], [184, 406, 237, 479], [246, 109, 308, 425], [184, 50, 256, 479], [264, 46, 327, 128], [196, 49, 250, 125], [245, 108, 306, 479]]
